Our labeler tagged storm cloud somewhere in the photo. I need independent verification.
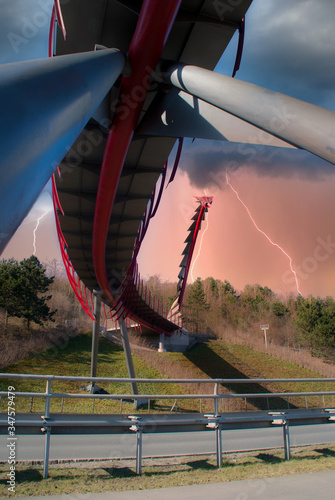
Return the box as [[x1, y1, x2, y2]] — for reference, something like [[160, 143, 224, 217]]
[[182, 0, 335, 190], [180, 140, 335, 189], [238, 0, 335, 110]]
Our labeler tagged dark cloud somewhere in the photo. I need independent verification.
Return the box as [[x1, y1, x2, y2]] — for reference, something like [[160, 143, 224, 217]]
[[218, 0, 335, 111], [185, 1, 335, 190], [180, 140, 335, 189]]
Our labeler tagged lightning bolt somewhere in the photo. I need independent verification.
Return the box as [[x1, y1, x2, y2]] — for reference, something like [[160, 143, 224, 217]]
[[191, 209, 210, 283], [226, 173, 301, 296], [32, 209, 51, 256]]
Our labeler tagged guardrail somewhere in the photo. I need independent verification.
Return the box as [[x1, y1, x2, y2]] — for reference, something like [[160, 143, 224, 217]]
[[1, 373, 335, 411], [1, 373, 335, 477]]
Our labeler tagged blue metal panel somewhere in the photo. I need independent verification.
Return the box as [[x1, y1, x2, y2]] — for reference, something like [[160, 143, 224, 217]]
[[0, 48, 125, 253]]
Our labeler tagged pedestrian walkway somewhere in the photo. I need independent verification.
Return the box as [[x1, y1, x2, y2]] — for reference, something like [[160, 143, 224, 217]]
[[16, 470, 335, 500]]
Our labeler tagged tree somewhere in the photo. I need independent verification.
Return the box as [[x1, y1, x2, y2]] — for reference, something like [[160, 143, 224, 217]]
[[0, 256, 56, 329], [241, 284, 272, 321], [315, 296, 335, 348], [272, 300, 289, 317], [220, 280, 239, 327], [186, 277, 209, 333], [295, 295, 335, 350], [294, 296, 324, 348], [204, 277, 219, 299], [221, 280, 238, 297], [0, 258, 22, 325]]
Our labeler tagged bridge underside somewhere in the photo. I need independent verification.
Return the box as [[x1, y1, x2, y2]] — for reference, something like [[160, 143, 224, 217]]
[[54, 0, 253, 333]]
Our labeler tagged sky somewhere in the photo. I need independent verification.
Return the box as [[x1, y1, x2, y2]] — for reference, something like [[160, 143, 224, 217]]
[[2, 0, 335, 299]]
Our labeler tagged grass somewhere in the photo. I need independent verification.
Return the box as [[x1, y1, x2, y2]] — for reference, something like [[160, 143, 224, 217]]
[[1, 445, 335, 497], [134, 339, 335, 411], [1, 331, 335, 496], [1, 334, 335, 414], [0, 332, 187, 414], [209, 341, 335, 409]]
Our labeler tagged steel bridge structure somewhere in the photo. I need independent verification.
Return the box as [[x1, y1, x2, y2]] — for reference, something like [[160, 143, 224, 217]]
[[1, 2, 335, 378], [2, 0, 335, 335]]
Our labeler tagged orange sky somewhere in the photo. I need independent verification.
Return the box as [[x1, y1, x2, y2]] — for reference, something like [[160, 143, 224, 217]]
[[2, 158, 335, 300], [138, 168, 335, 298]]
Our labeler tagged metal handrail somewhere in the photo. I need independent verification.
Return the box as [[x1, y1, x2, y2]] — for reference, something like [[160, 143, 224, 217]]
[[0, 373, 334, 406], [1, 372, 334, 480], [1, 373, 335, 383], [1, 391, 335, 400]]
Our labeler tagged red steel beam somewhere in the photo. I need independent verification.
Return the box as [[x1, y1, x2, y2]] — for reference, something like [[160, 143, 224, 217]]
[[92, 0, 182, 306]]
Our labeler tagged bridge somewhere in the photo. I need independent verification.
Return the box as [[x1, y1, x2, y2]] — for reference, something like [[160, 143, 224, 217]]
[[1, 3, 335, 475], [2, 0, 335, 348]]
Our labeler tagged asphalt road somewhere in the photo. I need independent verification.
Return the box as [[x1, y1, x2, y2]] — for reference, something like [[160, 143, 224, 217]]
[[1, 424, 335, 462]]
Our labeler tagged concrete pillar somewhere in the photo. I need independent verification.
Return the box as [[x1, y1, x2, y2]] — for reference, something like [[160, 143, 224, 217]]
[[158, 333, 167, 352]]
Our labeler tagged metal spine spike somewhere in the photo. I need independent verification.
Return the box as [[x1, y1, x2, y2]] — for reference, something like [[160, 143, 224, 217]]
[[167, 196, 213, 325]]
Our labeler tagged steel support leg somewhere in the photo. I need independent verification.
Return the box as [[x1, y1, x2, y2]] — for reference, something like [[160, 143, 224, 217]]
[[90, 291, 101, 393], [42, 426, 51, 479], [216, 426, 222, 468], [119, 317, 139, 396], [283, 421, 291, 460], [136, 427, 143, 475]]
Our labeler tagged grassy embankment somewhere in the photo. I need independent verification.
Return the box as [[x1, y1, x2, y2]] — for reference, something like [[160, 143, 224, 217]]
[[1, 332, 335, 496], [1, 332, 335, 414]]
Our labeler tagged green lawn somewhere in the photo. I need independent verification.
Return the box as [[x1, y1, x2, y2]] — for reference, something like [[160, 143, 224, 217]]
[[1, 332, 335, 497], [0, 332, 187, 414], [1, 334, 334, 414]]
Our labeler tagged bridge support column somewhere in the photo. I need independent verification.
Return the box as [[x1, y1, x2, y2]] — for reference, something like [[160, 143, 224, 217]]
[[119, 317, 146, 407], [90, 291, 101, 393], [158, 333, 167, 352]]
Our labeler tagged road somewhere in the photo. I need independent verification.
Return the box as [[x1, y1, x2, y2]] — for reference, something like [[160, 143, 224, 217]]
[[1, 424, 335, 462]]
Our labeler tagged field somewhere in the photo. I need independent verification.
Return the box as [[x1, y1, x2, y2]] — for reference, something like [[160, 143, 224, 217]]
[[1, 332, 335, 414], [1, 331, 335, 497]]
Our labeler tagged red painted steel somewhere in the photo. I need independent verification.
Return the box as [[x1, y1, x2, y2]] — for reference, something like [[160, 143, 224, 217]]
[[92, 0, 182, 306], [232, 18, 245, 78], [178, 204, 206, 308], [167, 137, 184, 185]]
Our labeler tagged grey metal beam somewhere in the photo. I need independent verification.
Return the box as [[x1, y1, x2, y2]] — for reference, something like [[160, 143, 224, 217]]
[[137, 88, 295, 148], [162, 63, 335, 166], [119, 316, 139, 397], [90, 292, 102, 392]]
